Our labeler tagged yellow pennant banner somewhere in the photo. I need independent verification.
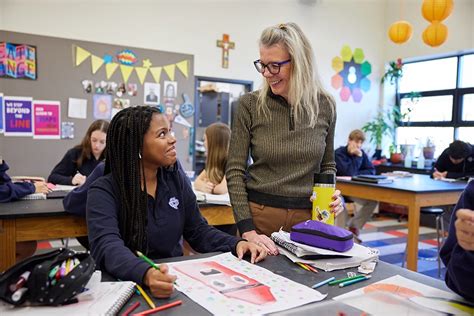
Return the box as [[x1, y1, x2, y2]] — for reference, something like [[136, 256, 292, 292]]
[[120, 64, 134, 83], [149, 67, 162, 83], [75, 46, 91, 66], [91, 55, 104, 74], [105, 63, 119, 79], [135, 67, 148, 84], [163, 64, 176, 81], [176, 60, 189, 78]]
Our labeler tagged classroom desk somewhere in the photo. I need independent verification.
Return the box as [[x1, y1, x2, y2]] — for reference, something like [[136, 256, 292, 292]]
[[117, 252, 452, 315], [336, 174, 466, 272], [0, 199, 235, 272]]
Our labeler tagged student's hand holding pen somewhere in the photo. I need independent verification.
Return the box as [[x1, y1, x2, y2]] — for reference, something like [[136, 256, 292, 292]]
[[34, 181, 50, 194], [455, 209, 474, 251], [72, 172, 86, 186], [143, 263, 177, 298]]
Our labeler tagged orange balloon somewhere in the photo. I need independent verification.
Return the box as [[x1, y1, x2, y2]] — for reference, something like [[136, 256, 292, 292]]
[[388, 21, 413, 44], [422, 21, 448, 47], [421, 0, 454, 22]]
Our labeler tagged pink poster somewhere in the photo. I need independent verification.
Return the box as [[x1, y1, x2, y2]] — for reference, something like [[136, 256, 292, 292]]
[[33, 100, 61, 139]]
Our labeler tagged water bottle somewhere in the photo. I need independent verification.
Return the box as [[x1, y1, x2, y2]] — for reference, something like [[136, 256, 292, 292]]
[[417, 154, 425, 169], [311, 173, 336, 225]]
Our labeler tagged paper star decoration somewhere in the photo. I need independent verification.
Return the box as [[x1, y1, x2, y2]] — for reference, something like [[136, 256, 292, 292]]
[[143, 58, 152, 69]]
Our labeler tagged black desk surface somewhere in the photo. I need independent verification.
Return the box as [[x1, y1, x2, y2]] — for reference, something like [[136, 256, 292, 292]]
[[0, 198, 66, 219], [117, 252, 450, 315], [337, 174, 467, 193]]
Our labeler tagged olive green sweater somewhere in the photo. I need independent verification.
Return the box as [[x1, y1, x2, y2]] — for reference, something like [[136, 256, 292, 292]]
[[226, 91, 337, 233]]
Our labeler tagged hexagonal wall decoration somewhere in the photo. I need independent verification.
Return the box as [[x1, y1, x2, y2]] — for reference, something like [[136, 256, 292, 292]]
[[331, 45, 372, 103]]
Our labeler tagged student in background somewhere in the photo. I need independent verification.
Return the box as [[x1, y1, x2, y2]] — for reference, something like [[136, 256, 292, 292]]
[[0, 157, 49, 202], [48, 120, 109, 185], [226, 22, 343, 256], [87, 106, 265, 298], [432, 140, 474, 180], [194, 123, 231, 194], [440, 180, 474, 301], [335, 129, 378, 240]]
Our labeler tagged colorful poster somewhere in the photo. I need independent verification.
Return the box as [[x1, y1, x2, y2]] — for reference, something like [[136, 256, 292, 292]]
[[33, 100, 60, 139], [4, 96, 33, 136], [0, 93, 4, 132], [93, 94, 112, 120], [0, 42, 37, 80]]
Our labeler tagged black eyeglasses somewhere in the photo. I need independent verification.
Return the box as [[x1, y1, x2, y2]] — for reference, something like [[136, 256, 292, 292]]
[[253, 59, 291, 75]]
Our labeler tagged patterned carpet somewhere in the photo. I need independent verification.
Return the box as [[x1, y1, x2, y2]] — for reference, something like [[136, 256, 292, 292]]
[[35, 213, 447, 281]]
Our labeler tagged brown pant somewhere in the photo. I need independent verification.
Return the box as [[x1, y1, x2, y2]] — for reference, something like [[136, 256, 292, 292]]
[[249, 202, 311, 236]]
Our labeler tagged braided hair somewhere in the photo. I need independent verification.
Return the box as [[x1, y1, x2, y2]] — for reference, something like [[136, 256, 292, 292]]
[[105, 106, 161, 253]]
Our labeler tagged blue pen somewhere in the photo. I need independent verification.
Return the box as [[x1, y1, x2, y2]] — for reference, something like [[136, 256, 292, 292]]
[[339, 275, 371, 288], [311, 276, 336, 289]]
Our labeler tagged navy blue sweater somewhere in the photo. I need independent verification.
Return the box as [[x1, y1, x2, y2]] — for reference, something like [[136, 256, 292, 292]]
[[48, 147, 103, 185], [87, 162, 241, 284], [0, 161, 35, 202], [63, 162, 105, 217], [440, 181, 474, 301], [335, 146, 375, 176]]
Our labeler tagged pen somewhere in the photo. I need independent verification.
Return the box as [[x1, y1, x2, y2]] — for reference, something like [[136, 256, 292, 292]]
[[9, 271, 31, 292], [339, 275, 371, 288], [311, 276, 336, 289], [136, 284, 155, 309], [135, 300, 182, 315], [329, 274, 366, 286], [121, 301, 140, 316]]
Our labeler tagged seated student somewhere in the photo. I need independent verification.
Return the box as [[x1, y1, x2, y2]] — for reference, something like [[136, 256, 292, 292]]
[[0, 158, 49, 202], [48, 119, 109, 185], [87, 106, 265, 298], [335, 129, 378, 238], [194, 123, 231, 194], [440, 180, 474, 301], [432, 140, 474, 180]]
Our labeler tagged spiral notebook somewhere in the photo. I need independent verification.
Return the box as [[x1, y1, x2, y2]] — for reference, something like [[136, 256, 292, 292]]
[[0, 281, 136, 315]]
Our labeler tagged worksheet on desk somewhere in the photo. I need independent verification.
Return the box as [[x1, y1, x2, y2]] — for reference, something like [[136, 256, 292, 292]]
[[168, 252, 326, 315]]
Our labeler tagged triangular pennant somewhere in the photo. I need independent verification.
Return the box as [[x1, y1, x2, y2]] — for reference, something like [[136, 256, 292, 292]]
[[120, 64, 134, 83], [176, 60, 189, 78], [105, 62, 119, 79], [149, 67, 162, 83], [91, 55, 104, 74], [75, 46, 91, 66], [163, 64, 176, 81], [135, 67, 148, 84]]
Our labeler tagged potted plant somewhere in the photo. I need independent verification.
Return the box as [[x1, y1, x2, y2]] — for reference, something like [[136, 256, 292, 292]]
[[362, 110, 391, 159], [381, 58, 403, 84], [423, 137, 436, 160]]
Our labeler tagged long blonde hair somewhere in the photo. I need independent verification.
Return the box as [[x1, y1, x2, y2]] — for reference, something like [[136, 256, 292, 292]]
[[205, 123, 231, 184], [257, 22, 333, 127]]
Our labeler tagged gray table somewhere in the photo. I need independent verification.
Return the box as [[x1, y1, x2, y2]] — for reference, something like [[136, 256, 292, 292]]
[[117, 252, 451, 315]]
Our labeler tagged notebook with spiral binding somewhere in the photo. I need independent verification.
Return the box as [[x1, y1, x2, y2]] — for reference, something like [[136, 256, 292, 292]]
[[0, 281, 136, 315]]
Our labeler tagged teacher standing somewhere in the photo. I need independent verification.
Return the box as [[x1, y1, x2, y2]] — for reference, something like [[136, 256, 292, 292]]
[[226, 22, 342, 255]]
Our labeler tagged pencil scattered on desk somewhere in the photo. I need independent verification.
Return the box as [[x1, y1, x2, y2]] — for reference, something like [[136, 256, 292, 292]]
[[135, 300, 182, 315], [136, 284, 155, 309], [339, 275, 371, 287], [311, 276, 335, 289], [328, 274, 366, 286], [121, 301, 140, 316]]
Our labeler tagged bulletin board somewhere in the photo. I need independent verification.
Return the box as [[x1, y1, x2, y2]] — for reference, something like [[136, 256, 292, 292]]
[[0, 31, 195, 178]]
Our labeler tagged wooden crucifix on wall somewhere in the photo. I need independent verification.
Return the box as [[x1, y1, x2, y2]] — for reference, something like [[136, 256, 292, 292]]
[[216, 34, 235, 69]]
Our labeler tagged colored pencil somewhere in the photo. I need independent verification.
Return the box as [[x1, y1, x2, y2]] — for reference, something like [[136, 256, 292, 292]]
[[295, 262, 310, 271], [329, 274, 366, 286], [136, 251, 160, 270], [135, 300, 182, 315], [121, 301, 140, 316], [339, 275, 371, 287], [311, 276, 336, 289], [136, 284, 155, 309], [302, 263, 319, 273]]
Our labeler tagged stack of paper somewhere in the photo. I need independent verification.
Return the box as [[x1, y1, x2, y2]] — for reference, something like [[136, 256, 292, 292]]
[[193, 188, 231, 206], [272, 230, 379, 271]]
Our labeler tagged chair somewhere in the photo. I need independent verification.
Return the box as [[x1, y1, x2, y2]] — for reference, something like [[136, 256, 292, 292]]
[[402, 207, 445, 277]]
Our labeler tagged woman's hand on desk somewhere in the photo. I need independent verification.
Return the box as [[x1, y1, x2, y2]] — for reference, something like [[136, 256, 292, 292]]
[[236, 240, 267, 263], [34, 181, 51, 194], [242, 230, 279, 256], [72, 173, 86, 186], [143, 263, 177, 298]]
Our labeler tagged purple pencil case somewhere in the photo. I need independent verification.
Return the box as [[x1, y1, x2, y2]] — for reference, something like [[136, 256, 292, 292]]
[[290, 220, 354, 252]]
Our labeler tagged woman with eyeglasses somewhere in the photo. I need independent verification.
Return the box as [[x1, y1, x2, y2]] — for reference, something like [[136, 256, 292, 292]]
[[226, 22, 343, 255]]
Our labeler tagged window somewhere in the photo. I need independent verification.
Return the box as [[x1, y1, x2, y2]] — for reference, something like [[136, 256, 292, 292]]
[[396, 52, 474, 159]]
